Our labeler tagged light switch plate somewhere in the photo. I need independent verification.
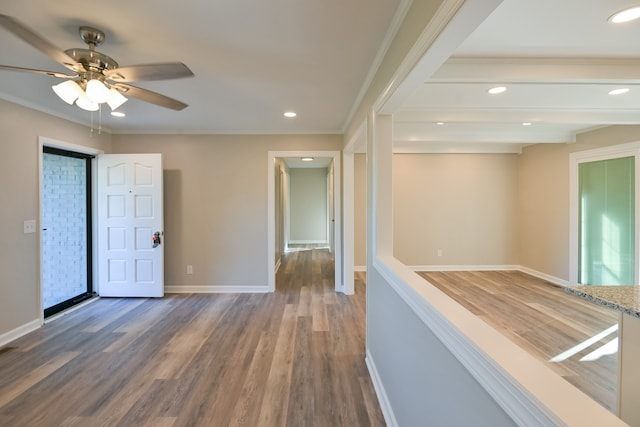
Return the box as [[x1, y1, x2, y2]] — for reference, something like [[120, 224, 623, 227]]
[[23, 220, 36, 234]]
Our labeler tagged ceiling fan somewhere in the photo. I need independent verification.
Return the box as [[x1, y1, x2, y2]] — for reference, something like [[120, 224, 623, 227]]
[[0, 14, 194, 112]]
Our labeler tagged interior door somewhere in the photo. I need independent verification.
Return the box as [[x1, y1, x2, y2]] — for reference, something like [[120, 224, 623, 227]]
[[97, 153, 164, 297]]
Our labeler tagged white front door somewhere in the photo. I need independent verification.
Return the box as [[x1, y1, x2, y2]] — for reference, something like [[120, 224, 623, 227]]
[[97, 153, 164, 297]]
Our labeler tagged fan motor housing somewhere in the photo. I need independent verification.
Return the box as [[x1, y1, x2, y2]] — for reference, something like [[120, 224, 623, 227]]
[[64, 48, 118, 73]]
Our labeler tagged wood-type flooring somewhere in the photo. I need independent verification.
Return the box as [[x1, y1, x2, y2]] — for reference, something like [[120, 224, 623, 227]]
[[418, 270, 619, 413], [0, 248, 385, 427]]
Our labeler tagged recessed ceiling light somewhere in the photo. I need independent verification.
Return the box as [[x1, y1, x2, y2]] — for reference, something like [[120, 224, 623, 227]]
[[609, 6, 640, 23], [284, 111, 297, 118], [111, 111, 125, 117], [609, 88, 630, 95], [488, 86, 507, 94], [301, 157, 314, 162], [522, 122, 532, 126], [436, 122, 445, 126]]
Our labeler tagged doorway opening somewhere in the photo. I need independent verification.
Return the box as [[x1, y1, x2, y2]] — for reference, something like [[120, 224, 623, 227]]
[[268, 150, 342, 293], [286, 158, 332, 254], [41, 146, 95, 317]]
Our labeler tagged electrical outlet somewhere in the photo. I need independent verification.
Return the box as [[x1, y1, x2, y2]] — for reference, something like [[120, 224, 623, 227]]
[[23, 220, 36, 234], [187, 265, 193, 275], [437, 249, 443, 257]]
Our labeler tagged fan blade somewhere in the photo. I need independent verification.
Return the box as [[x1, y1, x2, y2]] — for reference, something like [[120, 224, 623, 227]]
[[0, 15, 80, 72], [112, 83, 188, 111], [105, 62, 193, 82], [0, 64, 76, 79]]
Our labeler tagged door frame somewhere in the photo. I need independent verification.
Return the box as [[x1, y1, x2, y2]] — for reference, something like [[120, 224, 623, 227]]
[[38, 136, 103, 324], [569, 141, 640, 285], [342, 120, 367, 295], [267, 150, 342, 292]]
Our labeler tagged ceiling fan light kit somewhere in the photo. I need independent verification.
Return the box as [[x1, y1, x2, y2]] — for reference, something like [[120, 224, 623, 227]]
[[106, 88, 127, 110], [75, 90, 99, 112], [0, 14, 194, 116], [52, 78, 127, 111], [85, 78, 110, 103], [52, 80, 83, 104]]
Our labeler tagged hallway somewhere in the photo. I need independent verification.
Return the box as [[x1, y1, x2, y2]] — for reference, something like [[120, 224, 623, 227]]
[[0, 248, 384, 426]]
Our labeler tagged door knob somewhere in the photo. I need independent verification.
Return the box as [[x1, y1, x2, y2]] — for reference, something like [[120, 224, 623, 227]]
[[152, 231, 162, 248]]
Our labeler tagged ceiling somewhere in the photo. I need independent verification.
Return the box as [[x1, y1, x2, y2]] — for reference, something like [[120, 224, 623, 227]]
[[394, 0, 640, 153], [284, 157, 332, 169], [1, 0, 639, 150], [0, 0, 402, 134]]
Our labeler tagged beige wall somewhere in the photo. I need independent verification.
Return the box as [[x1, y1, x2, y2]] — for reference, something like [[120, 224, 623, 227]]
[[111, 134, 341, 289], [518, 125, 640, 281], [289, 168, 328, 243], [0, 99, 111, 337], [350, 125, 640, 278], [392, 153, 519, 267]]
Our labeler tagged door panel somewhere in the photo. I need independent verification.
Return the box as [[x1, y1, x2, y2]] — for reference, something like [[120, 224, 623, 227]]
[[42, 148, 93, 316], [98, 153, 164, 297], [578, 156, 635, 285]]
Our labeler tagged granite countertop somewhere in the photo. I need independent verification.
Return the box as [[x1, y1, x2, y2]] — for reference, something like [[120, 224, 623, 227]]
[[566, 285, 640, 318]]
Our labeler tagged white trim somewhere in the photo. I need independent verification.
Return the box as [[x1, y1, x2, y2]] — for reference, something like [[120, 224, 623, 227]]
[[165, 285, 269, 293], [393, 141, 524, 154], [569, 141, 640, 284], [0, 319, 41, 347], [517, 266, 569, 287], [407, 264, 568, 287], [408, 264, 519, 272], [342, 0, 413, 132], [376, 0, 502, 114], [38, 137, 104, 156], [354, 265, 366, 272], [365, 350, 399, 427], [342, 120, 366, 295], [288, 240, 329, 245], [374, 256, 625, 426], [268, 150, 342, 293]]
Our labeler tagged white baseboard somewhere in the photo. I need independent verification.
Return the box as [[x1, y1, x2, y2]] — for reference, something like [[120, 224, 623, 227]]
[[517, 266, 568, 287], [288, 240, 329, 244], [165, 285, 270, 293], [365, 349, 398, 427], [409, 264, 520, 272], [408, 264, 568, 287], [0, 319, 41, 348], [354, 265, 366, 272]]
